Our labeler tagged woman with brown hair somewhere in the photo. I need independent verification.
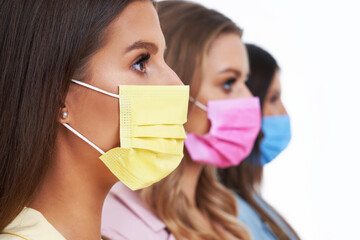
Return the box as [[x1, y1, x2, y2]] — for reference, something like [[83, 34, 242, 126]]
[[102, 1, 262, 239], [218, 44, 300, 240], [0, 0, 189, 239]]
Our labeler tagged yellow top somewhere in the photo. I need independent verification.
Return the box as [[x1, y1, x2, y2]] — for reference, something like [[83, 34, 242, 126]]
[[0, 208, 65, 240]]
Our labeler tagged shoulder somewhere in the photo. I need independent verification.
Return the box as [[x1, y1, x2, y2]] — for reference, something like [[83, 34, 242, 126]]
[[101, 192, 149, 239], [1, 208, 65, 240], [102, 182, 170, 240], [236, 194, 261, 224], [236, 194, 278, 240]]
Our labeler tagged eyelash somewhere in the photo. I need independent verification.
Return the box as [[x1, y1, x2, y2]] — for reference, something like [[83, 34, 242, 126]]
[[270, 95, 279, 103], [132, 53, 151, 73], [223, 78, 237, 92]]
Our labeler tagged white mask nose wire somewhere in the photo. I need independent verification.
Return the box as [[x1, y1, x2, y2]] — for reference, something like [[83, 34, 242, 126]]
[[71, 79, 119, 99], [62, 123, 105, 154], [189, 96, 207, 111]]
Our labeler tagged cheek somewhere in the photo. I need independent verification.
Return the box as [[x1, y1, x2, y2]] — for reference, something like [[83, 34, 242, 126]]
[[263, 100, 284, 116], [185, 106, 210, 135], [73, 92, 120, 151], [262, 100, 273, 116], [185, 83, 213, 135], [95, 97, 120, 150]]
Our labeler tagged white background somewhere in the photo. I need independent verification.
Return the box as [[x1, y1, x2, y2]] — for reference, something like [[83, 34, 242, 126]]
[[176, 0, 360, 239]]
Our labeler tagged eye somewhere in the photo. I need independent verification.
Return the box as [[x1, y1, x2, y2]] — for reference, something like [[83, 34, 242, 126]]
[[223, 78, 236, 92], [132, 53, 151, 73], [270, 94, 279, 103]]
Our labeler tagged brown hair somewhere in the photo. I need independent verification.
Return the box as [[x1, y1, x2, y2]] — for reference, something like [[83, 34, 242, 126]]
[[0, 0, 139, 231], [218, 44, 300, 239], [141, 1, 251, 239]]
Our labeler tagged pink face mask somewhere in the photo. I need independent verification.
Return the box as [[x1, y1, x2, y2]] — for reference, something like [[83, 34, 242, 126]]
[[185, 97, 261, 168]]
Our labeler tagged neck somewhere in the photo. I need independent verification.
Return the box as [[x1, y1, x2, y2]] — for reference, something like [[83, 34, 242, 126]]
[[180, 156, 204, 207], [30, 139, 116, 240], [180, 157, 215, 229]]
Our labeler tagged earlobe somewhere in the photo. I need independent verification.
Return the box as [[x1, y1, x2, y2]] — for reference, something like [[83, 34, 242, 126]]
[[59, 106, 70, 124]]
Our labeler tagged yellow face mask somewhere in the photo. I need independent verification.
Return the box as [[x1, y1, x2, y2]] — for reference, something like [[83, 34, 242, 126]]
[[63, 80, 189, 190]]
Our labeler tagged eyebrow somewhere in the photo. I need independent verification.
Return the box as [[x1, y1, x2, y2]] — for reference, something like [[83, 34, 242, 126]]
[[269, 90, 281, 95], [125, 41, 159, 54], [218, 68, 242, 77]]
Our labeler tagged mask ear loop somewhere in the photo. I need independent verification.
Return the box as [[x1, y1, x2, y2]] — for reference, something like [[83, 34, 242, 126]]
[[189, 96, 207, 111], [62, 123, 105, 154], [61, 79, 121, 155], [71, 79, 119, 99]]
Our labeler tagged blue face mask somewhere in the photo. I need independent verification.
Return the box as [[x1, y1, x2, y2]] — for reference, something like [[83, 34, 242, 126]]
[[259, 115, 291, 165]]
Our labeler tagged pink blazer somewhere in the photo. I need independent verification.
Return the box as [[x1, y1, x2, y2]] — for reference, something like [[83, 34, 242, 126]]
[[101, 182, 176, 240]]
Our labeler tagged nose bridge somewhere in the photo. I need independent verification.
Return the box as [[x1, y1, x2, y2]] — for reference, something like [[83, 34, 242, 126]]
[[234, 82, 253, 99], [280, 99, 288, 115], [160, 62, 183, 86], [243, 84, 253, 98]]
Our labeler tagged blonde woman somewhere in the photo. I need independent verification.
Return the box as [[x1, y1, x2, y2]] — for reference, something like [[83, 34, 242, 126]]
[[102, 1, 261, 239]]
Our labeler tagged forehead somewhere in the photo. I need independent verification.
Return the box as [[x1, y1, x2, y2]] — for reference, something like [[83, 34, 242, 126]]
[[204, 33, 249, 74], [105, 1, 165, 49]]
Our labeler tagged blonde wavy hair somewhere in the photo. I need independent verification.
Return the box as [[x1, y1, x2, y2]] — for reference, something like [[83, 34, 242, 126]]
[[141, 1, 252, 239], [142, 159, 251, 240]]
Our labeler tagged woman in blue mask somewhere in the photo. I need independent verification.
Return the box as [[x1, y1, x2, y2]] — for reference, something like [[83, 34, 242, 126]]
[[218, 44, 300, 240]]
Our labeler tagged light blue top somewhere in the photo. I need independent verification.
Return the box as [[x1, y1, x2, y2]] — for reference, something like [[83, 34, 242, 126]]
[[236, 193, 299, 240]]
